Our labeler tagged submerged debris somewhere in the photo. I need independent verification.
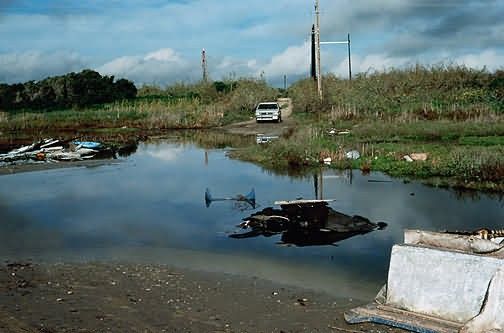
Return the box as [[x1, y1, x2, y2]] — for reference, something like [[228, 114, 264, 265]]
[[231, 200, 387, 246]]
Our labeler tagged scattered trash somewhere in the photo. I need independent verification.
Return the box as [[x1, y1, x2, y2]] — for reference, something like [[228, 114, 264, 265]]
[[410, 153, 428, 161], [328, 129, 351, 136], [74, 141, 102, 149], [346, 150, 360, 160], [403, 155, 414, 162], [403, 153, 428, 162], [0, 138, 138, 167], [256, 134, 279, 144]]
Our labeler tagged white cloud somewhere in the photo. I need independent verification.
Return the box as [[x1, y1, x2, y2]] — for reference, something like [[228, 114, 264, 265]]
[[259, 42, 310, 78], [97, 48, 197, 85], [0, 51, 87, 83], [454, 50, 504, 71]]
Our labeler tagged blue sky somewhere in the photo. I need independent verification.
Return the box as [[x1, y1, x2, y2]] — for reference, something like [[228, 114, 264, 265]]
[[0, 0, 503, 86]]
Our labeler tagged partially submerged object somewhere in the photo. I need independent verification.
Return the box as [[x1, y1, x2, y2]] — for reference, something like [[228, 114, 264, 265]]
[[205, 188, 256, 209], [345, 229, 504, 333], [231, 200, 386, 246]]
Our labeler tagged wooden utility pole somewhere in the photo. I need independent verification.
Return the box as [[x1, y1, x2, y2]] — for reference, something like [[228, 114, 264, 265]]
[[311, 24, 316, 80], [347, 33, 352, 81], [314, 0, 322, 100], [201, 48, 208, 82]]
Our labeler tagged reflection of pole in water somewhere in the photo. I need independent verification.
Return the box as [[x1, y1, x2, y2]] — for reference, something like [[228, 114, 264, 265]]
[[204, 150, 208, 166], [319, 169, 324, 200], [313, 174, 318, 200]]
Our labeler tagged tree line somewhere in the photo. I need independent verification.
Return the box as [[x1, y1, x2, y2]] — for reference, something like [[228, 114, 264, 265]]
[[0, 70, 137, 111]]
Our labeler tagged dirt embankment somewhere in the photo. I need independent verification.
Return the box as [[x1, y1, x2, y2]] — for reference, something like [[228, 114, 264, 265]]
[[0, 261, 405, 333], [223, 98, 295, 137]]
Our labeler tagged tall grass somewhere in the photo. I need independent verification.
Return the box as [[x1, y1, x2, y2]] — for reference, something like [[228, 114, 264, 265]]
[[289, 65, 503, 121], [1, 78, 279, 131]]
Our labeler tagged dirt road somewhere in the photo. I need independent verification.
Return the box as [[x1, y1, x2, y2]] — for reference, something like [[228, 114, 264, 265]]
[[223, 98, 294, 137]]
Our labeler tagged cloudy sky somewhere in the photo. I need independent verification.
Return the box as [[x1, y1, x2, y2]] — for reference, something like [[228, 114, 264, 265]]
[[0, 0, 503, 86]]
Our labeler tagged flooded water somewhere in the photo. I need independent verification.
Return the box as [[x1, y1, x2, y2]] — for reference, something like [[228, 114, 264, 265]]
[[1, 137, 503, 300]]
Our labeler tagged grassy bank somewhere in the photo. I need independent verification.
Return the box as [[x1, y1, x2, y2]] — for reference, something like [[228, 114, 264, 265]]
[[231, 65, 504, 192], [0, 78, 279, 132]]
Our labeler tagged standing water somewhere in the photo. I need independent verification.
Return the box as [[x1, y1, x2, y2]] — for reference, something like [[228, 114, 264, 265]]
[[1, 138, 503, 300]]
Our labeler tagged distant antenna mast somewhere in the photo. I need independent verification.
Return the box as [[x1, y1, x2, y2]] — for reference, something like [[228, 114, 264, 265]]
[[202, 48, 208, 82]]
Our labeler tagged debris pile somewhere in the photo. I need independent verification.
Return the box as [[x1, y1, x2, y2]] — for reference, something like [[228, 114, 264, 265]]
[[231, 200, 387, 246], [0, 139, 116, 166]]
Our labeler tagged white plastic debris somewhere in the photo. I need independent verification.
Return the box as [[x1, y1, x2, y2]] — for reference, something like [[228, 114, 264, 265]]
[[403, 155, 414, 162], [346, 150, 360, 160]]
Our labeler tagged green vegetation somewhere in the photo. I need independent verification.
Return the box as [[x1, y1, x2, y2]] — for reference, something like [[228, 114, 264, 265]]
[[1, 64, 503, 191], [0, 70, 136, 110], [0, 78, 278, 131], [231, 65, 504, 192]]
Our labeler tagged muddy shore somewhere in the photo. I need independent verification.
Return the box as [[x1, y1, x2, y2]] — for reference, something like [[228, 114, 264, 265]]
[[0, 261, 405, 333]]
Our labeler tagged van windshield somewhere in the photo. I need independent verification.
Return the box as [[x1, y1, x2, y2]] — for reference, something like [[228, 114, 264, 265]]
[[257, 103, 278, 110]]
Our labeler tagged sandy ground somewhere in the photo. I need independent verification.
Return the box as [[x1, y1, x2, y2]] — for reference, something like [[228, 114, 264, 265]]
[[0, 261, 406, 333]]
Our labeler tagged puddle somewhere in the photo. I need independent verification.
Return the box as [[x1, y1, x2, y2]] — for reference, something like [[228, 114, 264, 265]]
[[1, 138, 503, 299]]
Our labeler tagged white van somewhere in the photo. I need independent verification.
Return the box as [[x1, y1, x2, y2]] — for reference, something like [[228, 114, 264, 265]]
[[255, 102, 282, 123]]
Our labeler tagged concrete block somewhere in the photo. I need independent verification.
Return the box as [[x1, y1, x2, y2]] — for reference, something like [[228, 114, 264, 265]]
[[387, 244, 503, 323]]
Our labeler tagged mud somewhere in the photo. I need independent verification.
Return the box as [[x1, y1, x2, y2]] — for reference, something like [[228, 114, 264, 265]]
[[0, 261, 405, 333]]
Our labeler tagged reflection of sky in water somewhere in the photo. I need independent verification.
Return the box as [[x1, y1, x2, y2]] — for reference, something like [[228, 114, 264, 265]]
[[1, 141, 503, 299]]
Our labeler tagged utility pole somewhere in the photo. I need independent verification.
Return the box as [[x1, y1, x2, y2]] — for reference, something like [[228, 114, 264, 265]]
[[201, 48, 208, 83], [283, 75, 287, 90], [314, 0, 322, 100], [311, 24, 316, 80], [347, 33, 352, 81]]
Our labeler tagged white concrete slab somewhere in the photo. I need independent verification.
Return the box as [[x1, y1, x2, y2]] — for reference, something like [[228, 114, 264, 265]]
[[387, 244, 504, 323]]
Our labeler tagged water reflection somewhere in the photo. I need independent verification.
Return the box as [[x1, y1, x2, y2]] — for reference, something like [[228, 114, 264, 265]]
[[231, 201, 387, 247], [205, 188, 256, 209], [0, 138, 503, 300]]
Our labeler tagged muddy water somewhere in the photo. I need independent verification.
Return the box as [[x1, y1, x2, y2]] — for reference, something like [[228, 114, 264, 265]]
[[1, 138, 503, 301]]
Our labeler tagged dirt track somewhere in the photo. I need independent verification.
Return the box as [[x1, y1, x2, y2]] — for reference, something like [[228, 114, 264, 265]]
[[222, 98, 294, 137]]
